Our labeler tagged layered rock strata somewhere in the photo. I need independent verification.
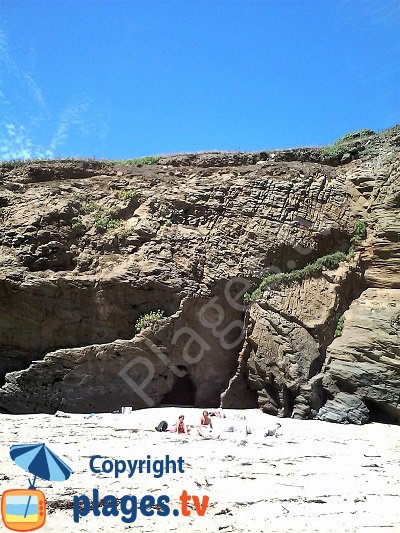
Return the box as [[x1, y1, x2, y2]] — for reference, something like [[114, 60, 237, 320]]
[[0, 127, 399, 422]]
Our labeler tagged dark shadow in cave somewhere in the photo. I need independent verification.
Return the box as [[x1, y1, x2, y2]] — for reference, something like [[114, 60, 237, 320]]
[[0, 349, 38, 388], [160, 366, 196, 406], [365, 399, 397, 424], [284, 386, 297, 417]]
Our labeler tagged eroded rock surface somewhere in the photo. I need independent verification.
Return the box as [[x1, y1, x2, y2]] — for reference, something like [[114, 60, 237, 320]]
[[222, 129, 400, 424], [0, 127, 399, 422], [318, 288, 400, 423], [222, 260, 365, 418]]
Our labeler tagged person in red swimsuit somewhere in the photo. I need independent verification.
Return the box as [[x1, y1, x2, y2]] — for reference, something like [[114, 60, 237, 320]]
[[174, 415, 189, 434]]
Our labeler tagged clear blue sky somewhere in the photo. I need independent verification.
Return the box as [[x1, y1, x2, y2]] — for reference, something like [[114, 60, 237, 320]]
[[0, 0, 399, 160]]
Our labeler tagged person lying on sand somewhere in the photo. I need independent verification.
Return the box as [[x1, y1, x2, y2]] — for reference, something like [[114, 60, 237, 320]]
[[265, 422, 281, 437], [196, 410, 213, 437], [169, 415, 190, 434], [223, 414, 247, 434], [210, 408, 226, 418]]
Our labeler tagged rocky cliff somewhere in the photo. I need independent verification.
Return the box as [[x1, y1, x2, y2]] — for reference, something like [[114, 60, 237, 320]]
[[0, 127, 399, 423]]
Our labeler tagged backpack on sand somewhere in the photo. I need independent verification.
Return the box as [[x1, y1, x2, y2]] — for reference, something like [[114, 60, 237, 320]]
[[155, 420, 168, 432]]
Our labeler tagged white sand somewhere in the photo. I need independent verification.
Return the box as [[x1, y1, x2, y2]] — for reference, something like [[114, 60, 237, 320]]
[[1, 408, 400, 532]]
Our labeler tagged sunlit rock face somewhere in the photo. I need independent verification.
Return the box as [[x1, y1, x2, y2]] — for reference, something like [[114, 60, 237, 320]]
[[318, 288, 400, 424], [0, 126, 399, 423]]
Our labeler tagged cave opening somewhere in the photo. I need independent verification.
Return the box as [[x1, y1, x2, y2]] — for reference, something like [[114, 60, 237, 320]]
[[161, 366, 196, 406], [284, 386, 297, 417], [365, 399, 396, 424]]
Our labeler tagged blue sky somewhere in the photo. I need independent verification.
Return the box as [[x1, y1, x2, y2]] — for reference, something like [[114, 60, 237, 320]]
[[0, 0, 399, 161]]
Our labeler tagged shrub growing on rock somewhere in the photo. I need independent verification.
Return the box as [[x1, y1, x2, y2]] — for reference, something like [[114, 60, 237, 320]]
[[244, 251, 348, 303], [334, 315, 345, 337], [352, 219, 367, 242], [245, 220, 368, 304], [118, 189, 137, 200], [135, 310, 165, 333], [71, 218, 85, 233]]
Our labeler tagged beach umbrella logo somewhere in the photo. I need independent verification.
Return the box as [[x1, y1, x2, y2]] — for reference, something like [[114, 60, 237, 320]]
[[1, 443, 72, 532]]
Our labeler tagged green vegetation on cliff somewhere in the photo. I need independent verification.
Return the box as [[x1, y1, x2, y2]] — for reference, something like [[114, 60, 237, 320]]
[[0, 155, 160, 171], [78, 202, 123, 232], [321, 129, 376, 158], [118, 188, 137, 200], [334, 315, 346, 338], [245, 220, 367, 303], [348, 219, 367, 256], [244, 251, 348, 303], [94, 215, 122, 232], [135, 310, 165, 333], [110, 156, 160, 167], [352, 219, 367, 242]]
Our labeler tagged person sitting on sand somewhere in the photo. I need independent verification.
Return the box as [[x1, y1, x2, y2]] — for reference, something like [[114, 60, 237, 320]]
[[265, 422, 281, 437], [196, 410, 213, 437], [170, 415, 190, 434]]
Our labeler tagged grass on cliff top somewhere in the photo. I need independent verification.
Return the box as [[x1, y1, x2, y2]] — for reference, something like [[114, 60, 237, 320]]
[[0, 125, 398, 170], [107, 156, 160, 167], [321, 128, 377, 158], [0, 157, 108, 170], [244, 220, 367, 303], [0, 155, 160, 170], [320, 126, 400, 159]]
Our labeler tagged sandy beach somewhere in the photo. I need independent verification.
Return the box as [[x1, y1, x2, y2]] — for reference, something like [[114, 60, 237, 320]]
[[1, 408, 400, 532]]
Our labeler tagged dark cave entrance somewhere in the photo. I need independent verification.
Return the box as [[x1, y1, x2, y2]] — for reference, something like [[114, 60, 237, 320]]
[[365, 399, 396, 424], [161, 366, 196, 406]]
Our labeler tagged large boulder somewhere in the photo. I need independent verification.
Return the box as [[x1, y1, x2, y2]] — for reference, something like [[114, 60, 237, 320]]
[[316, 392, 370, 424], [318, 288, 400, 423]]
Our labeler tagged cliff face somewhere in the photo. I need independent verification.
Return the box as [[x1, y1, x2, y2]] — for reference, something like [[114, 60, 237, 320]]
[[0, 127, 399, 423]]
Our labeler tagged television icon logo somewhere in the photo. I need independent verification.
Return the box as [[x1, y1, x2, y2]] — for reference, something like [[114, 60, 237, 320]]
[[1, 489, 46, 531], [2, 442, 72, 530]]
